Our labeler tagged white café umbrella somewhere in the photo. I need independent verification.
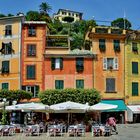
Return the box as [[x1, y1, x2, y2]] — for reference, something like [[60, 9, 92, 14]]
[[50, 101, 89, 124], [89, 102, 118, 111], [6, 102, 49, 112]]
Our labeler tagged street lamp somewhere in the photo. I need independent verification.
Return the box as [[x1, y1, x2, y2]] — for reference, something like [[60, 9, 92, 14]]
[[2, 98, 7, 125]]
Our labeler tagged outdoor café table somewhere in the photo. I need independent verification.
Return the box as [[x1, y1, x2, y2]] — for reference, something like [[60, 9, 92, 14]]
[[68, 124, 85, 137], [92, 124, 105, 136], [48, 124, 65, 136], [24, 125, 40, 136]]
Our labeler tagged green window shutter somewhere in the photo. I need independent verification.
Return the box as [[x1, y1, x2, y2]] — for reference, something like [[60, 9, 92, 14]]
[[76, 80, 84, 89], [35, 85, 39, 97], [2, 61, 9, 73], [114, 40, 120, 52], [51, 58, 55, 70], [132, 62, 138, 74], [55, 80, 64, 89], [132, 82, 138, 96], [76, 58, 84, 72], [99, 39, 106, 51], [2, 83, 9, 90], [27, 65, 35, 79], [60, 58, 63, 70]]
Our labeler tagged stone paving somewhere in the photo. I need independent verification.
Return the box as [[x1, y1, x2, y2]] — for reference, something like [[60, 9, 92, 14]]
[[0, 124, 140, 140]]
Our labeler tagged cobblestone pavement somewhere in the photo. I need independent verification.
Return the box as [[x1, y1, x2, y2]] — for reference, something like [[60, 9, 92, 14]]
[[0, 124, 140, 140]]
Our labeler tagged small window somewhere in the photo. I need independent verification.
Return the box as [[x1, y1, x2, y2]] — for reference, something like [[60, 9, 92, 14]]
[[22, 85, 39, 98], [28, 26, 36, 37], [132, 42, 138, 52], [5, 25, 12, 36], [55, 80, 64, 89], [132, 62, 138, 74], [99, 39, 106, 52], [103, 57, 118, 70], [2, 83, 9, 90], [27, 44, 36, 56], [51, 58, 63, 70], [132, 82, 138, 96], [106, 78, 115, 92], [26, 65, 35, 79], [2, 61, 9, 74], [1, 42, 12, 55], [76, 80, 84, 89], [114, 40, 120, 52], [76, 58, 84, 72]]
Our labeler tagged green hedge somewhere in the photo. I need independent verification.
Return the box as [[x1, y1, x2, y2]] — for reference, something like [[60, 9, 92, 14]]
[[0, 89, 32, 102], [39, 88, 101, 105]]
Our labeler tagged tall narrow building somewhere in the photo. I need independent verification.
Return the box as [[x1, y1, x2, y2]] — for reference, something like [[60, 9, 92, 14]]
[[88, 26, 127, 123], [21, 21, 47, 100], [0, 16, 24, 90]]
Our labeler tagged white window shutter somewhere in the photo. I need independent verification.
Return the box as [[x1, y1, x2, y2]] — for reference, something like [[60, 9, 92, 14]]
[[103, 57, 107, 70], [114, 58, 118, 70]]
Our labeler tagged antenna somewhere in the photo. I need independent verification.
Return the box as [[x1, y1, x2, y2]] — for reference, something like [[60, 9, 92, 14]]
[[124, 10, 126, 29]]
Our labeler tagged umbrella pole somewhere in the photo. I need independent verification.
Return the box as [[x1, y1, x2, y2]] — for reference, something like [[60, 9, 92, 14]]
[[68, 113, 70, 126]]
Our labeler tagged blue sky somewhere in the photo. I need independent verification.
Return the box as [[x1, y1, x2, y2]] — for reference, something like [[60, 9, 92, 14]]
[[0, 0, 140, 29]]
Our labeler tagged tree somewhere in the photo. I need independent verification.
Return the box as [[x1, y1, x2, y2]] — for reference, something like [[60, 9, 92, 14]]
[[39, 88, 101, 105], [0, 14, 6, 18], [111, 18, 132, 29], [39, 2, 52, 14], [26, 11, 41, 21]]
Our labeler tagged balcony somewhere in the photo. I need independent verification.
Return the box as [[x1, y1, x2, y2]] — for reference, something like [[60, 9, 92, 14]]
[[46, 35, 70, 48]]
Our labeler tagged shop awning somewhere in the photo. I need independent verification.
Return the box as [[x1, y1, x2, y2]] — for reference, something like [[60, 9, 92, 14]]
[[127, 105, 140, 114], [100, 100, 127, 112]]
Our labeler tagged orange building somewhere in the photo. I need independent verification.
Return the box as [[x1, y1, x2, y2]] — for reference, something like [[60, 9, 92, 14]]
[[88, 26, 127, 123], [44, 37, 95, 89], [21, 21, 47, 98]]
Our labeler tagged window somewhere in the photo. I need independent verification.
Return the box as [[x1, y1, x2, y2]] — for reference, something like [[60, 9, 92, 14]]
[[76, 80, 84, 89], [26, 65, 35, 79], [22, 85, 39, 98], [28, 26, 36, 37], [114, 40, 120, 52], [103, 57, 118, 70], [2, 83, 9, 90], [106, 78, 115, 92], [76, 57, 84, 72], [99, 39, 106, 51], [55, 80, 64, 89], [0, 42, 12, 55], [51, 58, 63, 70], [2, 61, 9, 74], [27, 44, 36, 56], [132, 42, 138, 52], [132, 82, 138, 96], [5, 25, 12, 36], [132, 62, 138, 74]]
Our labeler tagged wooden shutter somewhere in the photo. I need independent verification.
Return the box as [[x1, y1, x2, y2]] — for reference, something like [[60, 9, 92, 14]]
[[132, 82, 138, 96], [22, 86, 26, 91], [114, 58, 118, 70], [106, 78, 115, 92], [51, 58, 55, 70], [60, 58, 63, 70], [76, 80, 84, 89], [103, 57, 107, 70], [35, 85, 40, 97], [2, 61, 9, 73], [132, 62, 138, 74], [2, 83, 9, 89]]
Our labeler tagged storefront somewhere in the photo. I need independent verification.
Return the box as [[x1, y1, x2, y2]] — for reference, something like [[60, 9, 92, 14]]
[[127, 105, 140, 123], [100, 100, 127, 124]]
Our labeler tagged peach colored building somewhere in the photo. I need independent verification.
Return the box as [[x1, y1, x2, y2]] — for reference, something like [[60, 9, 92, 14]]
[[44, 40, 95, 89], [88, 26, 126, 123], [21, 21, 47, 98]]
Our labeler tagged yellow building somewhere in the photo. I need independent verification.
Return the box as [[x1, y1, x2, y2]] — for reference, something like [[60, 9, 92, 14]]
[[0, 16, 24, 90], [53, 9, 83, 23]]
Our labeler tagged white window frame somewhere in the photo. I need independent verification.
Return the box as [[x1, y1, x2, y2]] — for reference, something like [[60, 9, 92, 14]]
[[103, 57, 118, 70]]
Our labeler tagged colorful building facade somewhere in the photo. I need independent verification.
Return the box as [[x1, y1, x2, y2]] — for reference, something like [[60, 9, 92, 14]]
[[88, 26, 127, 123], [21, 21, 47, 98], [0, 16, 24, 90]]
